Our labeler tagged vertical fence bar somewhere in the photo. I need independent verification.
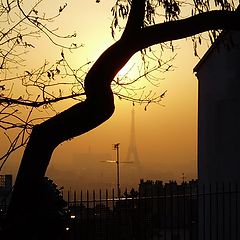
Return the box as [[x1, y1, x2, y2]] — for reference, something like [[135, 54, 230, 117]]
[[202, 184, 206, 240], [80, 190, 83, 204], [86, 190, 89, 240], [222, 183, 225, 240], [164, 186, 167, 240], [142, 186, 146, 240], [106, 189, 109, 240], [170, 186, 173, 240], [157, 186, 162, 240], [151, 187, 153, 240], [74, 190, 77, 219], [112, 188, 115, 220], [99, 189, 102, 240], [183, 183, 186, 240], [236, 183, 238, 240], [93, 190, 96, 240], [132, 189, 136, 240], [216, 183, 219, 240], [209, 183, 212, 240], [67, 190, 70, 207], [111, 188, 115, 239], [137, 188, 140, 240], [196, 182, 199, 240], [177, 186, 180, 240], [229, 182, 232, 240], [190, 183, 192, 240], [79, 190, 82, 240]]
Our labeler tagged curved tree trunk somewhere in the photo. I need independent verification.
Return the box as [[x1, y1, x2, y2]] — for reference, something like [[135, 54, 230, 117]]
[[7, 0, 240, 222]]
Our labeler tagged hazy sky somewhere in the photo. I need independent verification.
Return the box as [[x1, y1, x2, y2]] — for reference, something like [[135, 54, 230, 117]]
[[1, 1, 210, 191]]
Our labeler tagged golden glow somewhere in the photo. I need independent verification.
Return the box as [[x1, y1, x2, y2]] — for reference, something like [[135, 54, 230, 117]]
[[2, 1, 200, 190], [117, 59, 137, 78]]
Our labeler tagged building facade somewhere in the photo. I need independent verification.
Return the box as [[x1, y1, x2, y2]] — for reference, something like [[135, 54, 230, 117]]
[[194, 30, 240, 240], [194, 30, 240, 184]]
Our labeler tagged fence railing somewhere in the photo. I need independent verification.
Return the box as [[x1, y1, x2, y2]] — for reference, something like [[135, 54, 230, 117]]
[[1, 182, 240, 240], [64, 182, 240, 240]]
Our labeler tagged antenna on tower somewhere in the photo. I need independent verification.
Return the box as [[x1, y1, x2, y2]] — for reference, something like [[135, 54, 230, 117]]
[[125, 108, 141, 167]]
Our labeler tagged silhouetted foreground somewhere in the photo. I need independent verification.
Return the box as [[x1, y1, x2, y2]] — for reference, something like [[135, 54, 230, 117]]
[[3, 1, 240, 237], [7, 1, 240, 233], [1, 180, 240, 240], [0, 177, 68, 240]]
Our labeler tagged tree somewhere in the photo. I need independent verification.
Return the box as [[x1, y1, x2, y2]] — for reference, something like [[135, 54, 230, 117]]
[[2, 0, 240, 236], [0, 0, 165, 171]]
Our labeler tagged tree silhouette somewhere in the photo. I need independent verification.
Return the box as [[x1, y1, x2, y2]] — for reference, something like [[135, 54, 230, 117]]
[[0, 1, 165, 170], [2, 0, 240, 237]]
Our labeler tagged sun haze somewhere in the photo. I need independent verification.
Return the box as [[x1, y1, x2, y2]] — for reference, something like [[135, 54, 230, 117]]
[[1, 1, 202, 191]]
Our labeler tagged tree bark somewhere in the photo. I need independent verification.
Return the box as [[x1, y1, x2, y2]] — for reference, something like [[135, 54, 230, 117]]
[[7, 0, 240, 220]]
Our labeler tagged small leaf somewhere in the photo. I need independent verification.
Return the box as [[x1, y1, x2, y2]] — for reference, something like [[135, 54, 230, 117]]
[[114, 18, 118, 28], [56, 67, 60, 74], [111, 28, 115, 39], [199, 37, 202, 45], [47, 72, 51, 79]]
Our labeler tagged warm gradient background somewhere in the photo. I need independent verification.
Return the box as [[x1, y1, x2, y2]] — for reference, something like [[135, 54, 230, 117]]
[[1, 1, 209, 191]]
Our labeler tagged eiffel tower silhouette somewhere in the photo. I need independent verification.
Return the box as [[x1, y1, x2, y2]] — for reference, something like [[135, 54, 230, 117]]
[[125, 108, 141, 167]]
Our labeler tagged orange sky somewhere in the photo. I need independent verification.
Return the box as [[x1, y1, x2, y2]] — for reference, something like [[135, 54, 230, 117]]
[[1, 1, 211, 191]]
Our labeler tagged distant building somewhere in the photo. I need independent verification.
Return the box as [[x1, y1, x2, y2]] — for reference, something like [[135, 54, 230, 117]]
[[0, 174, 12, 210], [139, 178, 198, 197], [0, 174, 12, 192], [139, 179, 164, 196]]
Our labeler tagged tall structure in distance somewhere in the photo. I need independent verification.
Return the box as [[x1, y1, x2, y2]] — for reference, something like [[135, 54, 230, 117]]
[[125, 108, 141, 167]]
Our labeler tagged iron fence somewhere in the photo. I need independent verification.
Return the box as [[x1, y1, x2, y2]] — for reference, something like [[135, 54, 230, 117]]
[[1, 182, 240, 240], [63, 182, 240, 240]]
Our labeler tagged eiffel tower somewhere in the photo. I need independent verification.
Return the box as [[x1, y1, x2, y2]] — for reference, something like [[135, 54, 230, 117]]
[[125, 108, 141, 167]]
